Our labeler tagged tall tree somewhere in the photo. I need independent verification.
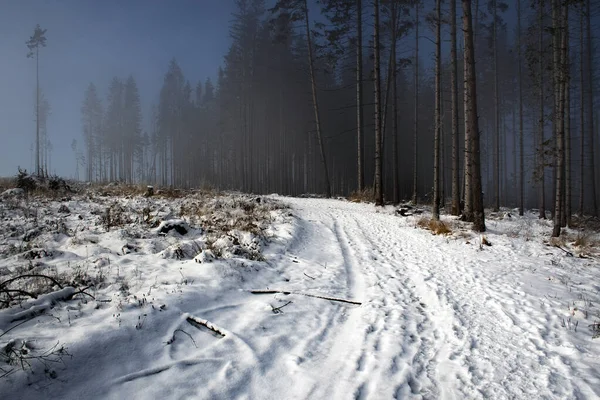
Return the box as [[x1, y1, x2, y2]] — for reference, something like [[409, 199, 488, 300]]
[[357, 0, 365, 192], [81, 83, 103, 181], [374, 0, 383, 205], [433, 0, 442, 219], [450, 0, 460, 215], [552, 0, 568, 237], [463, 0, 486, 232], [412, 1, 420, 204], [585, 0, 597, 216], [579, 1, 585, 217], [538, 0, 546, 219], [26, 24, 47, 176], [517, 0, 524, 216]]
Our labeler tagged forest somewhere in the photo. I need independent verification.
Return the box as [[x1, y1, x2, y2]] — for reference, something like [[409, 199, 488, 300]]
[[27, 0, 600, 235]]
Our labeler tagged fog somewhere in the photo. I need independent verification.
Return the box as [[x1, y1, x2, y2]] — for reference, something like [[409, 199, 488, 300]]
[[1, 0, 599, 214]]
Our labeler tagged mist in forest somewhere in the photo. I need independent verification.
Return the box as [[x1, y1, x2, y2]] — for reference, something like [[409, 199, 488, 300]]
[[1, 0, 599, 220]]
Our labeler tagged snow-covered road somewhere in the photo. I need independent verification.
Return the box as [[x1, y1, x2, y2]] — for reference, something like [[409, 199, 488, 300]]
[[2, 196, 599, 399], [244, 197, 600, 400]]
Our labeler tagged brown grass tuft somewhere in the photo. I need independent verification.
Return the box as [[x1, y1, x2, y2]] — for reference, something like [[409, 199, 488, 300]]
[[417, 217, 452, 235], [348, 187, 375, 203]]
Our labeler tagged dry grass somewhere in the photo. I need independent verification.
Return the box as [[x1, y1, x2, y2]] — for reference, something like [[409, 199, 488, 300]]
[[348, 187, 375, 203], [417, 217, 452, 235]]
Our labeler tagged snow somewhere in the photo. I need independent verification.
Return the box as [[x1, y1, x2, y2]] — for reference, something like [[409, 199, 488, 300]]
[[1, 194, 599, 399]]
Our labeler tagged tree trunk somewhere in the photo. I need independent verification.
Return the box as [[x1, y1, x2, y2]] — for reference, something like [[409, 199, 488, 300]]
[[374, 0, 383, 206], [518, 0, 524, 216], [304, 0, 331, 198], [463, 0, 486, 232], [451, 0, 461, 215], [586, 0, 597, 216], [433, 0, 442, 220], [538, 0, 546, 219], [356, 0, 364, 192], [391, 2, 399, 205], [493, 0, 500, 211], [412, 3, 420, 204], [579, 3, 585, 217], [552, 0, 566, 238]]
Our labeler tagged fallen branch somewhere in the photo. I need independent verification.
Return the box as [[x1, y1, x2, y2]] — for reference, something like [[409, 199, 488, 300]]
[[250, 289, 291, 295], [271, 301, 292, 314], [303, 272, 316, 280], [186, 316, 226, 338], [554, 245, 574, 257], [250, 289, 362, 306], [0, 274, 63, 290], [166, 329, 198, 347]]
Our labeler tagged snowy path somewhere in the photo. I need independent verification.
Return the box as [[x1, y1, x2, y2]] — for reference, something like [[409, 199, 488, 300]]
[[2, 197, 600, 399]]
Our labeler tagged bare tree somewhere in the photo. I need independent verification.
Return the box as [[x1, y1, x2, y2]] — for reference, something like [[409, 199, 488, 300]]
[[26, 24, 47, 177]]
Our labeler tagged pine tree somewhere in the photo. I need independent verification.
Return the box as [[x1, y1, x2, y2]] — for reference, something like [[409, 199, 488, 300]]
[[26, 24, 47, 176]]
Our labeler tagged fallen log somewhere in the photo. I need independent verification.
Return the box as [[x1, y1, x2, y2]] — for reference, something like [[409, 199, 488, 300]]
[[186, 315, 226, 338]]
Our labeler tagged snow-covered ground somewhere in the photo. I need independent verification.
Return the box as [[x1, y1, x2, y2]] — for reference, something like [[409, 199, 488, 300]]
[[1, 192, 599, 399]]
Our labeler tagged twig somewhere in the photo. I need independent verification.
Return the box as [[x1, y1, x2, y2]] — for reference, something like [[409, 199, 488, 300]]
[[271, 301, 292, 314], [250, 289, 362, 306], [67, 286, 96, 300], [554, 245, 574, 257], [166, 329, 198, 347], [303, 272, 316, 280], [186, 316, 226, 337], [0, 274, 63, 289]]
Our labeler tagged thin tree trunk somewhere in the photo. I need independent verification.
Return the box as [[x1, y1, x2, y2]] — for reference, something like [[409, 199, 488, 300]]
[[374, 0, 383, 205], [36, 47, 40, 176], [586, 0, 597, 216], [451, 0, 460, 215], [539, 0, 546, 219], [463, 0, 485, 232], [357, 0, 364, 192], [552, 0, 566, 237], [518, 0, 524, 216], [579, 3, 585, 217], [391, 2, 399, 205], [565, 52, 571, 227], [412, 3, 420, 204], [433, 0, 442, 220], [493, 0, 500, 211], [304, 0, 331, 198]]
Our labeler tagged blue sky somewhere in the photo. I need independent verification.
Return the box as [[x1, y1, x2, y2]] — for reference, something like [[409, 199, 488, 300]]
[[0, 0, 236, 177]]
